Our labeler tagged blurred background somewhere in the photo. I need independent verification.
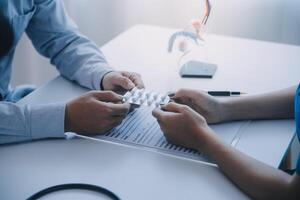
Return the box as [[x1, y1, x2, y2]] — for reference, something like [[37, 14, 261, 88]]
[[11, 0, 300, 87], [10, 0, 300, 167]]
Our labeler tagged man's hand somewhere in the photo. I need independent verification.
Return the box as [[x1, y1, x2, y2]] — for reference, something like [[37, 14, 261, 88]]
[[172, 89, 226, 124], [102, 71, 145, 93], [152, 102, 216, 151], [65, 91, 130, 135]]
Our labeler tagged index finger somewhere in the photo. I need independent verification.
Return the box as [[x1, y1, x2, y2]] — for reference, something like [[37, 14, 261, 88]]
[[152, 108, 165, 121], [132, 75, 145, 89], [121, 71, 145, 89], [173, 88, 196, 99], [91, 91, 123, 103], [107, 102, 130, 116], [152, 107, 179, 122]]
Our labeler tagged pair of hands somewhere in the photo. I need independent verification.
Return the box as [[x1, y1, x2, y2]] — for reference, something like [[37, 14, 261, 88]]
[[65, 71, 144, 134], [152, 89, 227, 152], [66, 71, 224, 153]]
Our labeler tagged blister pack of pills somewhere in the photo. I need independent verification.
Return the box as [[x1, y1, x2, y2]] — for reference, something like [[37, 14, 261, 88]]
[[122, 87, 170, 108]]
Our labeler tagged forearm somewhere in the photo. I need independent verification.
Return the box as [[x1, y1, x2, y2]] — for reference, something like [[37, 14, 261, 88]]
[[50, 33, 114, 90], [221, 86, 296, 121], [200, 133, 299, 200], [0, 102, 65, 144], [26, 0, 114, 90]]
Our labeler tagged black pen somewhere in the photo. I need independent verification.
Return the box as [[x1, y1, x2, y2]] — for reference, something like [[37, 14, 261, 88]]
[[208, 91, 246, 96], [168, 91, 246, 98]]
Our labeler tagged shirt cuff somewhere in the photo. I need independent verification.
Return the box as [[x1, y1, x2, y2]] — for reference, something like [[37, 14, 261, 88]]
[[26, 103, 66, 140], [296, 154, 300, 175], [92, 64, 114, 90], [73, 63, 114, 91]]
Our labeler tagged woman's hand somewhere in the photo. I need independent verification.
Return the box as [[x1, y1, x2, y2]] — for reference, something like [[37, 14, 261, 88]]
[[172, 89, 227, 124], [152, 102, 216, 152]]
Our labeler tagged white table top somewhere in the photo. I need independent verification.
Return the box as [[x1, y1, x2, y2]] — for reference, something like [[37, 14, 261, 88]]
[[1, 25, 300, 200], [101, 25, 300, 94]]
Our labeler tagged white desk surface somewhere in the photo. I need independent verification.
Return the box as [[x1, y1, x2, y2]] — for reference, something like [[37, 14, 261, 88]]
[[1, 25, 300, 200]]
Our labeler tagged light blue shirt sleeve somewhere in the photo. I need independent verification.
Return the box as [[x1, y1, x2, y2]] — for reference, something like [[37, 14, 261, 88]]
[[0, 102, 65, 144], [26, 0, 114, 90], [0, 0, 114, 144]]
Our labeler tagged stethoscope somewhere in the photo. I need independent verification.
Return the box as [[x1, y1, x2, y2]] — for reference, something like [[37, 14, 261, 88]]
[[26, 134, 122, 199], [27, 183, 121, 200]]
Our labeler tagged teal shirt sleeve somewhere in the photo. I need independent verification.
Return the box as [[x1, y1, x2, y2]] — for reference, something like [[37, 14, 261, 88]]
[[26, 0, 114, 90], [0, 102, 65, 144], [295, 84, 300, 174], [297, 155, 300, 174]]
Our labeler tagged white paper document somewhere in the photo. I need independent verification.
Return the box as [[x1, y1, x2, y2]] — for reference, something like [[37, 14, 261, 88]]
[[97, 107, 249, 162]]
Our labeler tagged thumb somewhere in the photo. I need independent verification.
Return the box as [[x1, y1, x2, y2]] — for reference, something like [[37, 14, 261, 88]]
[[161, 102, 184, 113], [113, 75, 135, 90]]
